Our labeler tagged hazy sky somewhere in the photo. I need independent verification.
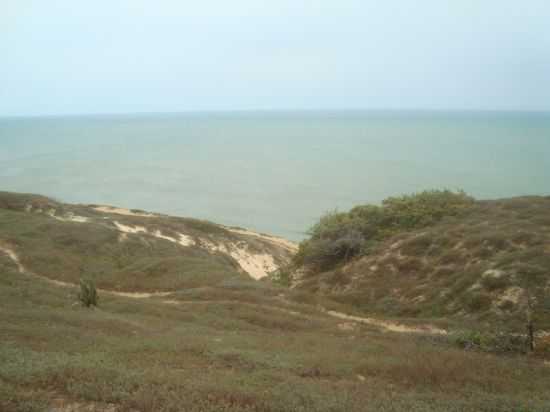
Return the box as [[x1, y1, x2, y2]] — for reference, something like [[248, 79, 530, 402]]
[[1, 0, 549, 116]]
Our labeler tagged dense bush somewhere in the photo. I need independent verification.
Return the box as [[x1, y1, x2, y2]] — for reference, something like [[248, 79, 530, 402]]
[[295, 190, 475, 270], [78, 278, 98, 307], [451, 330, 530, 354]]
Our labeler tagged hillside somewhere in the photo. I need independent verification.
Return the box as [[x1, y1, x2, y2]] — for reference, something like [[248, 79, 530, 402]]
[[291, 192, 550, 331], [0, 191, 297, 292], [2, 190, 550, 411]]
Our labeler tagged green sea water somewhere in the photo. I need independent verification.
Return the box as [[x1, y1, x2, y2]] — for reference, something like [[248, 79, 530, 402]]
[[1, 111, 549, 240]]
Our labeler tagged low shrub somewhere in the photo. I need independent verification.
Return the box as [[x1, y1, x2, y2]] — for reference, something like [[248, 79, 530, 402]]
[[78, 278, 98, 307], [270, 266, 294, 287], [481, 275, 510, 291], [451, 330, 529, 354], [463, 292, 492, 312], [296, 189, 474, 270]]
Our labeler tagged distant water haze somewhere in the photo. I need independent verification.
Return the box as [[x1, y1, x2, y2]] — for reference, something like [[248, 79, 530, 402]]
[[1, 111, 549, 240]]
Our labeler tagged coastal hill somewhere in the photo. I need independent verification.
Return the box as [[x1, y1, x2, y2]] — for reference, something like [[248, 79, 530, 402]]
[[289, 191, 550, 331], [2, 190, 550, 411], [0, 191, 296, 293]]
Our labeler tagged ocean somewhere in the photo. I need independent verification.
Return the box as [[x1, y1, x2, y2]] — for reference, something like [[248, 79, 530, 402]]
[[1, 111, 549, 240]]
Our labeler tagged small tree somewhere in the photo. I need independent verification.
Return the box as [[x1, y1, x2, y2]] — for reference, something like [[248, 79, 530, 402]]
[[518, 265, 546, 352], [78, 278, 98, 307]]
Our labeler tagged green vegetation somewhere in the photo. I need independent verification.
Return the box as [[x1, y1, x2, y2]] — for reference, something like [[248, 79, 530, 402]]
[[78, 278, 98, 307], [449, 330, 531, 354], [0, 191, 296, 293], [2, 255, 550, 411], [1, 190, 550, 411], [293, 192, 550, 333], [295, 190, 474, 270]]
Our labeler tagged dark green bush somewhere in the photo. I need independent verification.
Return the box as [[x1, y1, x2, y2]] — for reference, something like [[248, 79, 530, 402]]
[[270, 266, 294, 287], [295, 190, 474, 270], [451, 330, 529, 354], [78, 278, 98, 307], [296, 228, 364, 271]]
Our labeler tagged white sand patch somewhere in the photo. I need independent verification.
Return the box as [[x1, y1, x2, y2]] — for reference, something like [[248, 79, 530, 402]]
[[179, 233, 195, 246], [67, 215, 89, 223], [200, 239, 277, 279], [153, 230, 178, 242], [230, 249, 277, 280], [113, 221, 195, 247], [0, 244, 25, 273], [114, 222, 148, 234], [151, 230, 195, 246], [483, 269, 505, 279], [46, 209, 89, 223], [94, 206, 155, 218], [223, 227, 298, 253]]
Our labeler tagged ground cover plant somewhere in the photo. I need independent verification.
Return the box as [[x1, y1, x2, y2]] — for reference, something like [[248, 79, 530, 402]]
[[1, 191, 550, 411]]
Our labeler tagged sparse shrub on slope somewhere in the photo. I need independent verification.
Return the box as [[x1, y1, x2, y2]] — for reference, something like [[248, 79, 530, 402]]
[[78, 278, 98, 307], [293, 194, 550, 330], [381, 189, 474, 229], [294, 189, 474, 271]]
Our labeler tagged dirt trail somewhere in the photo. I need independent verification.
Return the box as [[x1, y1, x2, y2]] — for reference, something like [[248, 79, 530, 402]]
[[324, 310, 448, 335], [0, 243, 447, 335], [0, 244, 172, 299]]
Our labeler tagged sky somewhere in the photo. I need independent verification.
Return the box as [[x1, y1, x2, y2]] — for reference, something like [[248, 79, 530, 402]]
[[1, 0, 549, 116]]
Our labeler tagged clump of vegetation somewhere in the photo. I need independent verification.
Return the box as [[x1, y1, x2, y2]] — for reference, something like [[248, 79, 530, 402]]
[[269, 265, 294, 287], [0, 191, 61, 212], [78, 278, 98, 307], [295, 190, 474, 270], [450, 330, 530, 354]]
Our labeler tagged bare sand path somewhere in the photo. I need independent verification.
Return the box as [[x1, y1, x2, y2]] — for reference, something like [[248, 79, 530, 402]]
[[324, 310, 448, 335], [1, 243, 449, 335], [0, 244, 172, 299]]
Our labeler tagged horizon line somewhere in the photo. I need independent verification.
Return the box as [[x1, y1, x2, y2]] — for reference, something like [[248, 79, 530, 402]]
[[1, 107, 550, 120]]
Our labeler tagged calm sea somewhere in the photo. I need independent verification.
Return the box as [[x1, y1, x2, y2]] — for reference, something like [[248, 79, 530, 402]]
[[1, 111, 549, 240]]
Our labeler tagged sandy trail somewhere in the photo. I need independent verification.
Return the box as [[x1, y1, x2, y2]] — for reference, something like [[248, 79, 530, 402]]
[[113, 221, 196, 247], [325, 310, 448, 335], [1, 243, 448, 334], [0, 244, 173, 299]]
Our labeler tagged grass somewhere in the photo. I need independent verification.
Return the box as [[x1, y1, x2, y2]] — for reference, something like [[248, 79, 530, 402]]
[[2, 191, 550, 410], [2, 260, 550, 411], [0, 198, 250, 293], [295, 196, 550, 332], [0, 191, 296, 294]]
